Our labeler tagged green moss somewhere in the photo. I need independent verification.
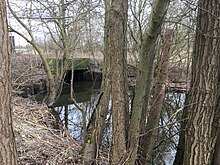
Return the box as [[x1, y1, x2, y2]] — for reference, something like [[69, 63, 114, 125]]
[[88, 130, 95, 144], [46, 58, 90, 71], [73, 58, 90, 70]]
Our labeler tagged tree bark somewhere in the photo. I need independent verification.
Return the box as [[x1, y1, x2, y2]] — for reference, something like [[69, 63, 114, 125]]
[[173, 97, 188, 165], [140, 29, 174, 164], [183, 0, 220, 164], [128, 0, 170, 164], [0, 0, 18, 164], [212, 133, 220, 165], [109, 0, 128, 164], [212, 81, 220, 165], [83, 1, 111, 164], [7, 0, 72, 107]]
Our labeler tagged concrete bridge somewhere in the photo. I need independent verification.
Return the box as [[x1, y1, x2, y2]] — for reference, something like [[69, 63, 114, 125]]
[[47, 57, 137, 84]]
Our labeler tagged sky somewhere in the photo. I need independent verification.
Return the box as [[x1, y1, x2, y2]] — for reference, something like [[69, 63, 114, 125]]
[[7, 0, 105, 48]]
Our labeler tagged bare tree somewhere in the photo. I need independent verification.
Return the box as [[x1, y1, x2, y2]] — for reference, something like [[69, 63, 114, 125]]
[[7, 0, 101, 106], [0, 0, 18, 164], [140, 29, 174, 164], [183, 0, 220, 164], [128, 0, 170, 164], [83, 0, 111, 163], [108, 0, 128, 164]]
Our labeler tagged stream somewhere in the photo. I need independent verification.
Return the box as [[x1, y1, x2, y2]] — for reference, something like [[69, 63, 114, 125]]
[[53, 80, 101, 139], [49, 80, 185, 164]]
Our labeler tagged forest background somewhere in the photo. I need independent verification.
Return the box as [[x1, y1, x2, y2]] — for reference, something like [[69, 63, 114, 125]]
[[1, 0, 220, 165]]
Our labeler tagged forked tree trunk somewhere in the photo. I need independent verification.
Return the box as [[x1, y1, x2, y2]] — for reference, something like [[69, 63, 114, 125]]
[[139, 29, 174, 164], [183, 0, 220, 164], [0, 0, 18, 164], [128, 0, 170, 164]]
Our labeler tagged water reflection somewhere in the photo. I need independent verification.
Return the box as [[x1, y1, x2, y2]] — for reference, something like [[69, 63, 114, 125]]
[[54, 82, 186, 164], [54, 81, 101, 106], [154, 92, 185, 165], [54, 81, 101, 140]]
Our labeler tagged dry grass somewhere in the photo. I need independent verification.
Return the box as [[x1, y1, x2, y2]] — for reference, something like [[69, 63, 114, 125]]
[[12, 53, 47, 96], [13, 97, 82, 165]]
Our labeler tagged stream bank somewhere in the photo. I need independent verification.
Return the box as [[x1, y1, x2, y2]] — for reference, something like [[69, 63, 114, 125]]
[[13, 96, 82, 164]]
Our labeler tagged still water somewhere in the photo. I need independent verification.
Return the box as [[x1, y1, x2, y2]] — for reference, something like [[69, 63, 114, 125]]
[[53, 80, 185, 164], [54, 81, 101, 139]]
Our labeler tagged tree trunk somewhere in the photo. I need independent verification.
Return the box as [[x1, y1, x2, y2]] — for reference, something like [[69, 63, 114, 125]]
[[128, 0, 170, 164], [94, 0, 111, 157], [83, 1, 111, 164], [0, 0, 18, 164], [139, 29, 174, 164], [183, 0, 220, 164], [212, 133, 220, 165], [109, 0, 128, 164], [7, 0, 72, 107], [212, 87, 220, 165], [173, 97, 188, 165]]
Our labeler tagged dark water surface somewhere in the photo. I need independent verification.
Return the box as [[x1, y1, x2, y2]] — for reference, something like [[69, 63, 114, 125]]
[[53, 80, 185, 164], [53, 81, 101, 139], [54, 81, 101, 106]]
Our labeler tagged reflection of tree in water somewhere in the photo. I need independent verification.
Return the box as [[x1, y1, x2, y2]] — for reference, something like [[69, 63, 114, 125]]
[[53, 88, 185, 164], [54, 90, 99, 141], [153, 92, 185, 164]]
